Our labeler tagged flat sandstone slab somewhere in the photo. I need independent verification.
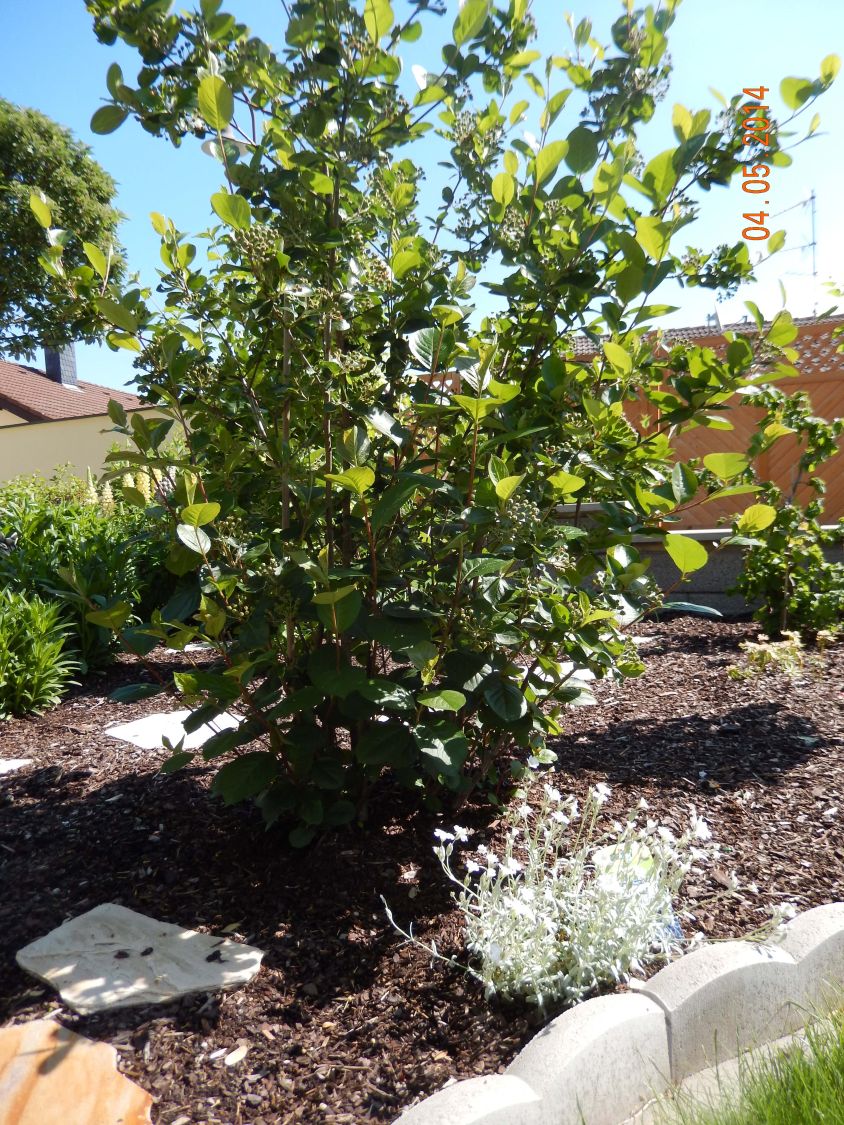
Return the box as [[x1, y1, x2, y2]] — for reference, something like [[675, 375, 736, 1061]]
[[16, 903, 263, 1015], [0, 759, 32, 775], [0, 1018, 152, 1125], [104, 709, 240, 751]]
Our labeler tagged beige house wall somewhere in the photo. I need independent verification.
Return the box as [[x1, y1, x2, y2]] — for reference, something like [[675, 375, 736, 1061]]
[[0, 410, 162, 482], [0, 409, 26, 427]]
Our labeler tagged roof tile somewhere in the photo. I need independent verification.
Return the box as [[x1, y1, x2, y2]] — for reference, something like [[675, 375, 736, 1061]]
[[0, 358, 143, 423]]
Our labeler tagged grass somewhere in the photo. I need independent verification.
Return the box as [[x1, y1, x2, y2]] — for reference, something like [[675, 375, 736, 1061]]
[[656, 1008, 844, 1125]]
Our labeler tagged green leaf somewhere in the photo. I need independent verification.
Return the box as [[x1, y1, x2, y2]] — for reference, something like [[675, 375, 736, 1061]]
[[495, 474, 524, 501], [736, 503, 777, 534], [95, 297, 138, 334], [289, 824, 317, 848], [703, 484, 760, 504], [358, 678, 415, 712], [703, 452, 748, 481], [160, 751, 195, 774], [664, 533, 709, 576], [768, 230, 786, 253], [312, 584, 358, 605], [91, 104, 129, 134], [366, 408, 412, 448], [198, 75, 234, 131], [664, 601, 723, 618], [635, 216, 671, 260], [211, 752, 279, 804], [603, 341, 632, 373], [482, 678, 527, 722], [547, 470, 586, 497], [83, 242, 108, 278], [324, 467, 375, 495], [780, 76, 815, 109], [767, 310, 797, 347], [110, 683, 166, 703], [29, 193, 52, 228], [821, 54, 841, 85], [671, 462, 699, 504], [535, 140, 569, 186], [356, 723, 416, 767], [413, 720, 469, 780], [181, 502, 221, 527], [86, 602, 132, 630], [211, 191, 251, 230], [316, 591, 361, 634], [364, 0, 394, 42], [392, 249, 423, 279], [177, 523, 212, 555], [491, 172, 516, 206], [453, 0, 489, 46], [417, 689, 466, 712], [307, 647, 367, 697], [565, 125, 599, 174], [371, 479, 419, 530], [452, 395, 499, 421]]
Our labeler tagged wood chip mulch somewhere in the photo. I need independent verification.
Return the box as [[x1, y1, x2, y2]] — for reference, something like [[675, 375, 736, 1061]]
[[0, 617, 842, 1123]]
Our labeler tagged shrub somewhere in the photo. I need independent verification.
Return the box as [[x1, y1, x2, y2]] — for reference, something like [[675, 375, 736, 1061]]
[[387, 784, 718, 1009], [735, 503, 844, 639], [732, 385, 844, 639], [0, 472, 170, 670], [43, 2, 837, 840], [0, 590, 78, 717]]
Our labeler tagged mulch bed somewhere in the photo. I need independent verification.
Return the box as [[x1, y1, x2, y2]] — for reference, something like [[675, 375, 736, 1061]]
[[1, 616, 843, 1124]]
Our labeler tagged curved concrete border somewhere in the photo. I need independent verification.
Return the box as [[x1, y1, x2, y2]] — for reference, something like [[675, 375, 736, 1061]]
[[393, 903, 844, 1125]]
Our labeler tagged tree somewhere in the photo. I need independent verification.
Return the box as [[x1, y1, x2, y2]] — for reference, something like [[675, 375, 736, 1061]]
[[0, 99, 122, 359], [44, 0, 835, 843]]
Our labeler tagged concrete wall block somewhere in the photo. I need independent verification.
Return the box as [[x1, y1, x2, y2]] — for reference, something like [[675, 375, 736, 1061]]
[[642, 941, 800, 1081], [392, 1074, 543, 1125], [506, 993, 670, 1125], [778, 902, 844, 1014]]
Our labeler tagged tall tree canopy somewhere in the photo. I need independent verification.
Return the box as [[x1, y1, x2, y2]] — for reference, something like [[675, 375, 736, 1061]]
[[0, 99, 122, 359]]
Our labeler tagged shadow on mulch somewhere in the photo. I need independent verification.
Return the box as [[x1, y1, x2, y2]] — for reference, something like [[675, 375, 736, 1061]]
[[0, 761, 466, 1023], [553, 701, 825, 790]]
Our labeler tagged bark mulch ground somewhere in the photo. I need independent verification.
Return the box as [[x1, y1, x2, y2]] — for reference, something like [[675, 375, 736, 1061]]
[[1, 616, 842, 1124]]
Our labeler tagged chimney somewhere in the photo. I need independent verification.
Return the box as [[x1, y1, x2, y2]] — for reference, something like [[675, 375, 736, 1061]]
[[44, 344, 78, 387]]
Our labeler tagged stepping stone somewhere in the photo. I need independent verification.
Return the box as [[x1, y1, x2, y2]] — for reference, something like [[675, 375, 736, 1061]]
[[0, 1018, 152, 1125], [0, 759, 32, 776], [16, 903, 263, 1015], [104, 709, 241, 751]]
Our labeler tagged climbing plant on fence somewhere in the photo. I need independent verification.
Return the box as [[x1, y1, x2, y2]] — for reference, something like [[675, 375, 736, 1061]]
[[39, 0, 835, 841]]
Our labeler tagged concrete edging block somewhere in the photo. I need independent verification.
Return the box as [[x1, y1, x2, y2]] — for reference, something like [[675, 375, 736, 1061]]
[[392, 1074, 543, 1125], [778, 902, 844, 1015], [391, 904, 844, 1125], [505, 993, 670, 1125], [641, 940, 799, 1080]]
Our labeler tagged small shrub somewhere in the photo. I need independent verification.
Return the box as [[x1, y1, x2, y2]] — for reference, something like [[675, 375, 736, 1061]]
[[387, 784, 719, 1009], [727, 631, 806, 680], [735, 504, 844, 641], [0, 590, 78, 717], [0, 472, 171, 670]]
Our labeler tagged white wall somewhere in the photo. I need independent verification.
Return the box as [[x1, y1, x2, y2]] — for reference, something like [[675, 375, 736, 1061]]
[[0, 410, 163, 482]]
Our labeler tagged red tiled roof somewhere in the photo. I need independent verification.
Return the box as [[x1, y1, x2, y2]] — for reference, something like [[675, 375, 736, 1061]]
[[0, 358, 144, 422]]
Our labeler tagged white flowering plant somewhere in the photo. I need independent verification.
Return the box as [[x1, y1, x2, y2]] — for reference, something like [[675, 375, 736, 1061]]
[[386, 783, 723, 1009]]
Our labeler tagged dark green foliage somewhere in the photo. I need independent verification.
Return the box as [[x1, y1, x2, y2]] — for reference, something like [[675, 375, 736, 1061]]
[[0, 474, 170, 670], [0, 589, 78, 717], [732, 386, 844, 638], [40, 1, 836, 840], [0, 98, 122, 359]]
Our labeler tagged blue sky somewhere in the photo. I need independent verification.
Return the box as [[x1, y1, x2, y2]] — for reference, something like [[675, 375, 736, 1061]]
[[2, 0, 842, 389]]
